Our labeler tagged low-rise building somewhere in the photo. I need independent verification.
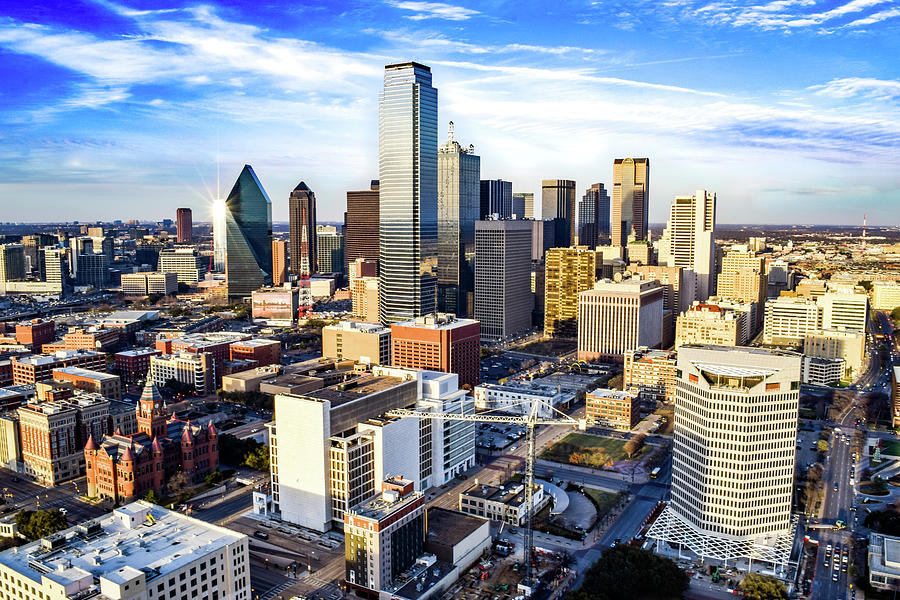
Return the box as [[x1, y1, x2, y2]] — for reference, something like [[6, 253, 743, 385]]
[[801, 356, 844, 386], [323, 321, 391, 365], [229, 338, 281, 366], [222, 364, 283, 393], [586, 388, 641, 430], [149, 351, 215, 396], [114, 347, 162, 384], [473, 381, 573, 418], [872, 281, 900, 311], [121, 271, 178, 296], [0, 501, 250, 600], [624, 348, 677, 406], [675, 301, 749, 349], [869, 532, 900, 592], [458, 479, 546, 525], [11, 350, 106, 385], [804, 328, 865, 378], [14, 318, 55, 351], [52, 366, 122, 400]]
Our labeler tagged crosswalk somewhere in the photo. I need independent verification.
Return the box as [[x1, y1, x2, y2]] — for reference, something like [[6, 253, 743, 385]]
[[259, 580, 294, 600]]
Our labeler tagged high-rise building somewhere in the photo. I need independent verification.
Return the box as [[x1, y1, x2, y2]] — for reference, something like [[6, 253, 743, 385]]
[[543, 247, 597, 338], [577, 278, 664, 361], [658, 190, 716, 302], [346, 181, 380, 267], [437, 123, 480, 317], [289, 181, 317, 275], [675, 301, 748, 348], [120, 272, 178, 296], [221, 165, 273, 297], [474, 220, 532, 343], [611, 158, 650, 247], [149, 351, 215, 396], [480, 179, 512, 219], [176, 207, 192, 243], [541, 179, 576, 248], [158, 247, 203, 285], [317, 225, 344, 274], [577, 183, 610, 247], [514, 192, 534, 219], [379, 62, 438, 324], [716, 246, 767, 329], [0, 244, 26, 282], [391, 313, 480, 387], [272, 239, 288, 285], [818, 291, 869, 332], [350, 260, 381, 323], [648, 345, 800, 566], [763, 295, 821, 346]]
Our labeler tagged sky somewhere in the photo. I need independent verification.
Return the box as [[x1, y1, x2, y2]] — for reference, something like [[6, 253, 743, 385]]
[[0, 0, 899, 226]]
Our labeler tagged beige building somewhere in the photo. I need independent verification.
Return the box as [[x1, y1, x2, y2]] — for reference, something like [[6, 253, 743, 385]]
[[351, 276, 380, 323], [624, 348, 678, 406], [611, 158, 650, 247], [120, 272, 178, 296], [657, 190, 717, 301], [586, 388, 640, 430], [52, 366, 122, 400], [716, 246, 767, 328], [323, 321, 391, 365], [628, 263, 692, 347], [544, 247, 597, 338], [0, 414, 20, 471], [577, 278, 663, 361], [676, 301, 749, 349], [818, 291, 869, 332], [763, 295, 821, 346], [872, 281, 900, 311], [221, 364, 282, 393], [149, 351, 215, 395], [794, 278, 827, 299], [804, 328, 866, 378]]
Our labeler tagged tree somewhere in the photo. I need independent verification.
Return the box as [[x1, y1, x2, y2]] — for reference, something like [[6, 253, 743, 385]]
[[568, 545, 688, 600], [144, 490, 162, 504], [244, 446, 270, 471], [624, 434, 647, 459], [817, 440, 829, 453], [15, 509, 68, 541], [892, 305, 900, 323], [739, 573, 788, 600], [865, 509, 900, 536], [205, 471, 224, 485], [167, 471, 188, 496], [163, 378, 195, 398]]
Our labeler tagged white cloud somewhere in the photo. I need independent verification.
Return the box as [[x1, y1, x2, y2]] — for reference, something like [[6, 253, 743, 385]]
[[844, 6, 900, 26], [811, 77, 900, 100], [385, 1, 479, 21], [692, 0, 899, 30]]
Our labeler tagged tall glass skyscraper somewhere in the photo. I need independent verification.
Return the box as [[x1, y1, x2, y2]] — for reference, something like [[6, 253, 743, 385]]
[[577, 183, 611, 247], [289, 182, 317, 276], [222, 164, 273, 297], [378, 62, 438, 324], [612, 157, 650, 247], [438, 121, 480, 317]]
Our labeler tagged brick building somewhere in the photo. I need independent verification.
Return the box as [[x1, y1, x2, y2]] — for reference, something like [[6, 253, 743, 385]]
[[52, 366, 122, 400], [11, 350, 106, 385], [42, 327, 120, 353], [390, 313, 480, 388], [85, 381, 219, 504], [229, 338, 281, 367], [155, 332, 250, 386], [14, 319, 55, 351], [585, 388, 641, 430], [114, 348, 162, 384]]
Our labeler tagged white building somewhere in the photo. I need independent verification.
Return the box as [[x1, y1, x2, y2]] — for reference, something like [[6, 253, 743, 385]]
[[648, 345, 800, 567], [121, 272, 178, 296], [158, 248, 204, 285], [763, 295, 821, 346], [804, 328, 865, 378], [149, 351, 214, 395], [0, 501, 249, 600], [473, 381, 572, 419], [802, 355, 844, 386], [577, 278, 664, 361], [871, 281, 900, 311], [657, 190, 717, 302], [818, 291, 869, 332]]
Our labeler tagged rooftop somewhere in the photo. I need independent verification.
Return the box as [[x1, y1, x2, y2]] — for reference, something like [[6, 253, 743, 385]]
[[230, 338, 280, 348], [347, 487, 423, 522], [424, 508, 487, 548], [326, 321, 391, 334], [53, 366, 118, 381], [116, 348, 161, 357], [393, 313, 478, 330], [0, 501, 245, 591], [307, 374, 407, 407], [170, 332, 250, 347], [14, 350, 102, 366]]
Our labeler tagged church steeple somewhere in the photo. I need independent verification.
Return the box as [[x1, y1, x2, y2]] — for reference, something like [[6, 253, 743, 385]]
[[136, 380, 168, 439]]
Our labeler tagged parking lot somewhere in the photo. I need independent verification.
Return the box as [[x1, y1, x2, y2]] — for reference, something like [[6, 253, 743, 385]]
[[477, 422, 527, 452]]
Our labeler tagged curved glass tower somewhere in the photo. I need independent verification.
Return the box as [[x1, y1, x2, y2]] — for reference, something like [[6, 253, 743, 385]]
[[378, 62, 438, 324], [223, 164, 273, 297]]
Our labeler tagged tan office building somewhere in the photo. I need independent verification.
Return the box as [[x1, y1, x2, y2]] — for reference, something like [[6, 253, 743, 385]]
[[675, 302, 748, 349], [611, 158, 650, 247], [323, 321, 391, 365], [804, 328, 865, 378], [577, 278, 664, 361]]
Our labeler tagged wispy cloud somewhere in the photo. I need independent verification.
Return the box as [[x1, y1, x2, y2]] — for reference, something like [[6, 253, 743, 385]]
[[692, 0, 900, 30], [811, 77, 900, 100], [385, 1, 479, 21]]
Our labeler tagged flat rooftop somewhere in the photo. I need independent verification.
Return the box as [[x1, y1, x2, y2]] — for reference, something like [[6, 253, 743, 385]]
[[230, 338, 279, 348], [53, 366, 118, 381], [461, 481, 532, 507], [0, 501, 244, 590], [171, 332, 249, 346], [348, 489, 423, 522], [116, 348, 161, 357], [425, 508, 487, 548], [15, 350, 102, 366], [306, 374, 406, 407], [393, 313, 478, 330]]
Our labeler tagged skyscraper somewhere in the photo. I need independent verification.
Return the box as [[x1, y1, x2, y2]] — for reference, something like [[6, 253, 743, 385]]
[[475, 220, 532, 343], [175, 208, 192, 243], [289, 181, 317, 276], [222, 165, 273, 297], [514, 192, 534, 219], [438, 122, 480, 317], [540, 179, 576, 247], [345, 181, 380, 267], [611, 158, 650, 247], [543, 246, 597, 338], [316, 225, 344, 274], [648, 345, 799, 566], [378, 62, 438, 324], [271, 240, 288, 285], [658, 190, 716, 302], [479, 179, 512, 219], [577, 183, 610, 248]]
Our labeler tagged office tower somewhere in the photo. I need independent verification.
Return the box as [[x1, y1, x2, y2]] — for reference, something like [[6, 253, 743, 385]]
[[763, 295, 821, 346], [648, 346, 800, 566], [149, 351, 215, 395], [323, 321, 391, 365], [212, 198, 226, 271], [541, 179, 576, 247], [818, 291, 869, 332], [76, 253, 109, 289], [474, 220, 532, 343], [289, 181, 317, 275], [344, 477, 425, 596], [480, 179, 513, 219], [271, 239, 288, 285], [514, 192, 535, 219], [379, 62, 439, 324], [158, 247, 203, 285], [40, 247, 66, 293], [658, 190, 717, 302], [530, 219, 556, 261], [316, 225, 344, 274], [577, 278, 663, 361], [120, 272, 178, 296], [511, 193, 525, 219], [717, 246, 767, 328], [437, 123, 480, 317], [675, 301, 749, 348], [350, 259, 381, 322], [221, 165, 273, 297], [391, 313, 480, 387], [0, 244, 26, 282], [577, 183, 611, 247], [543, 247, 597, 338], [346, 181, 380, 266], [176, 207, 193, 242], [611, 158, 650, 247]]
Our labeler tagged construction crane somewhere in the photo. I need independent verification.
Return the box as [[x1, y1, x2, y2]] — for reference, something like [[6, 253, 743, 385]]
[[386, 398, 585, 592]]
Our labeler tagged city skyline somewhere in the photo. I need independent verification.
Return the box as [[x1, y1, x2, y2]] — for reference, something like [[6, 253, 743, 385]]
[[0, 1, 898, 225]]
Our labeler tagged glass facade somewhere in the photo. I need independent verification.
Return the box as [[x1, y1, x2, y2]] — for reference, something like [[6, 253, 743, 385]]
[[577, 182, 611, 247], [379, 62, 438, 324], [223, 164, 273, 297], [437, 125, 480, 317]]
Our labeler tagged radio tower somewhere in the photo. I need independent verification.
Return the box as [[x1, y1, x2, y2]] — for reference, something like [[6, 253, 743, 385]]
[[298, 218, 313, 319]]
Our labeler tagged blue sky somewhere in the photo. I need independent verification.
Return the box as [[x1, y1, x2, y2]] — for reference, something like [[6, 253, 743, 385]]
[[0, 0, 898, 225]]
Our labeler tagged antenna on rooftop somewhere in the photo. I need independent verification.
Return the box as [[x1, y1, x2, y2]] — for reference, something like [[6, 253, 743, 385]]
[[448, 121, 455, 143]]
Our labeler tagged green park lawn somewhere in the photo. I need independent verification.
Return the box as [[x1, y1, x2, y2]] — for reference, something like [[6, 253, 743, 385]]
[[541, 433, 648, 468]]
